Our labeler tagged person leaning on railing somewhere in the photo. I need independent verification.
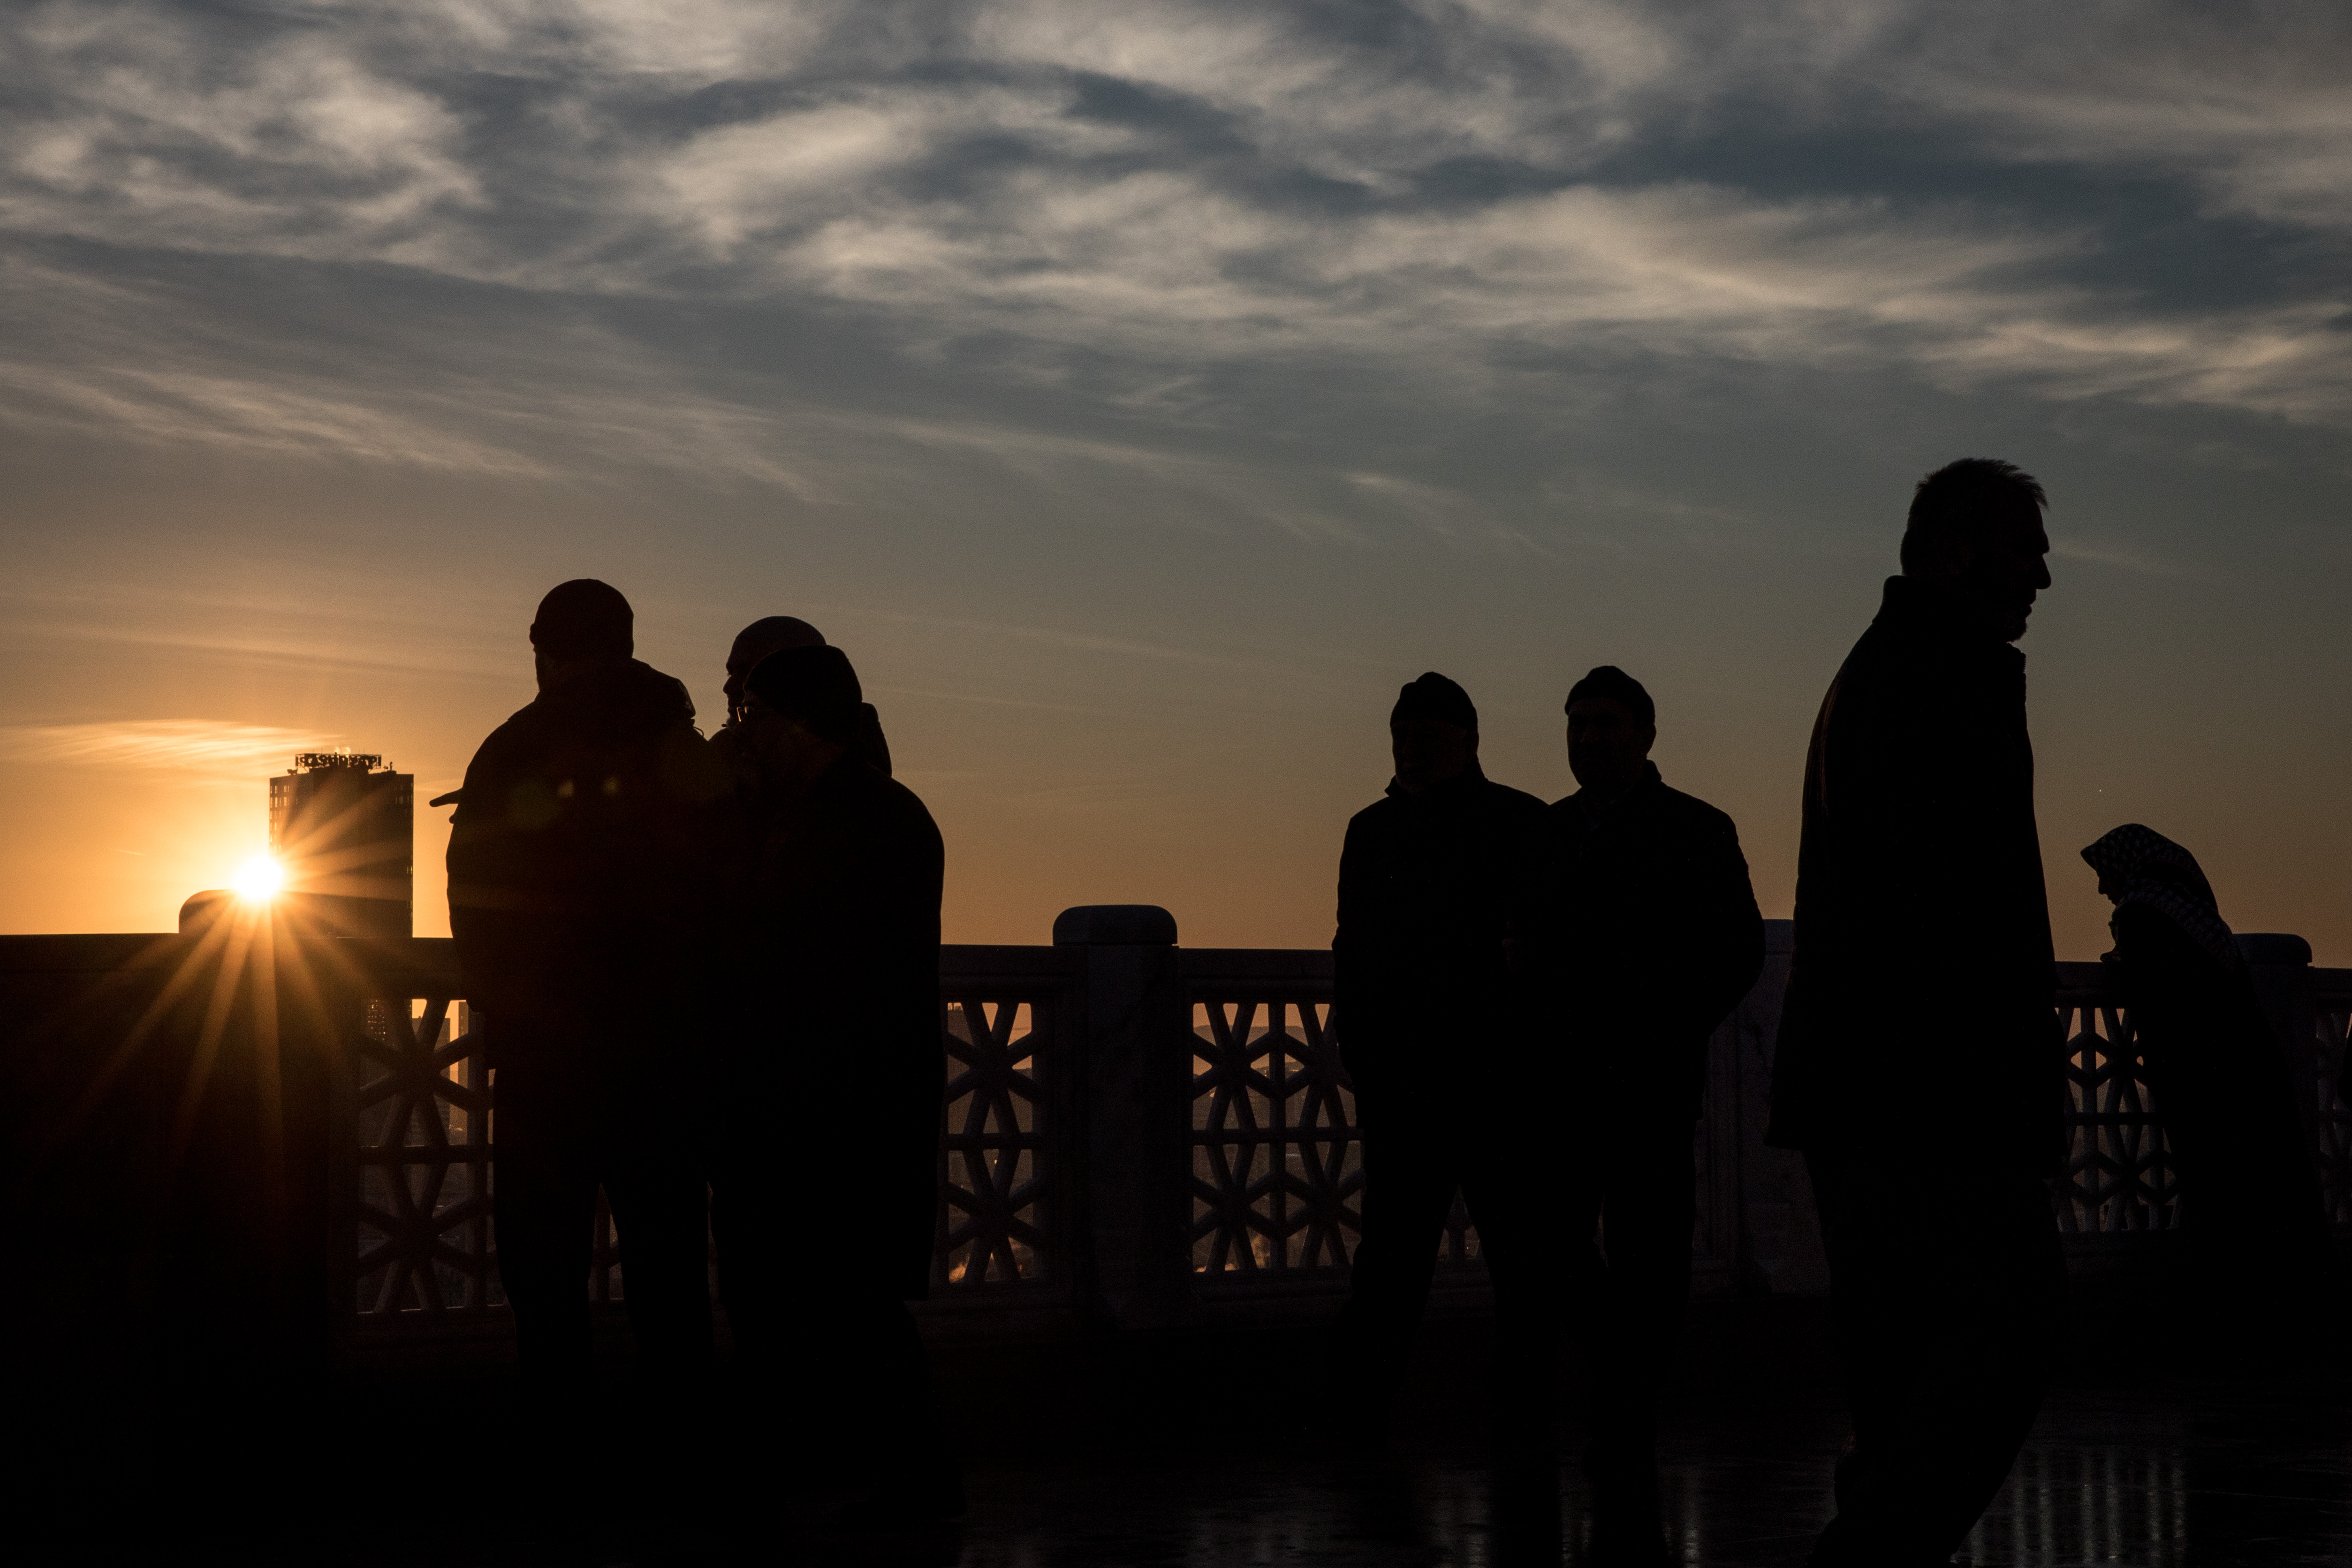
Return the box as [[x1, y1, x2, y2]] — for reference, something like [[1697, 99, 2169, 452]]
[[1768, 460, 2069, 1568], [1549, 663, 1763, 1561], [445, 579, 736, 1408], [2084, 824, 2332, 1343], [709, 642, 962, 1523]]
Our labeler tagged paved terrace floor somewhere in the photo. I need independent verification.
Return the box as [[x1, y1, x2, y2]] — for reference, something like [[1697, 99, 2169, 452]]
[[70, 1310, 2352, 1565]]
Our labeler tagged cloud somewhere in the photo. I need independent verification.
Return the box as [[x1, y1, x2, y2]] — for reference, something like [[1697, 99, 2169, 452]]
[[2051, 538, 2188, 579], [1872, 6, 2352, 234], [0, 720, 334, 775], [0, 0, 2346, 483]]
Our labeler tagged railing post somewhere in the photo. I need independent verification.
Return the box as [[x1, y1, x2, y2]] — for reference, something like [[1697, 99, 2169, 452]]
[[1055, 905, 1192, 1330], [2239, 933, 2320, 1159]]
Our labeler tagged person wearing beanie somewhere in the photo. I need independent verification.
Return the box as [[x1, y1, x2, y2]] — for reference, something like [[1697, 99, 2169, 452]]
[[1328, 671, 1562, 1441], [716, 614, 895, 775], [446, 580, 733, 1409], [713, 643, 962, 1521], [1549, 665, 1762, 1561], [1770, 460, 2067, 1565]]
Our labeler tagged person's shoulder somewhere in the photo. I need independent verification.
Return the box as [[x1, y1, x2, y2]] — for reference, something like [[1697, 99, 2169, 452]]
[[617, 660, 698, 731], [468, 700, 549, 765], [1346, 794, 1403, 833], [1478, 778, 1549, 817], [1835, 615, 1913, 681], [845, 764, 942, 837], [871, 767, 933, 817], [1653, 781, 1737, 835], [1825, 614, 1958, 723]]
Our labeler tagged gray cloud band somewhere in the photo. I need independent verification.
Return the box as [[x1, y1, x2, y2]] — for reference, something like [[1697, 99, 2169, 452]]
[[0, 0, 2346, 480]]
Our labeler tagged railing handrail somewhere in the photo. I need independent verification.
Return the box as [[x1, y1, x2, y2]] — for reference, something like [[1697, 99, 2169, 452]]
[[6, 931, 2344, 990]]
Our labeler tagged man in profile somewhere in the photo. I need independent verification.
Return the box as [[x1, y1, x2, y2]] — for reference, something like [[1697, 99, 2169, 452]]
[[712, 644, 958, 1519], [1769, 460, 2067, 1565], [1331, 672, 1558, 1437], [717, 614, 893, 774], [446, 580, 730, 1397], [1552, 665, 1761, 1561]]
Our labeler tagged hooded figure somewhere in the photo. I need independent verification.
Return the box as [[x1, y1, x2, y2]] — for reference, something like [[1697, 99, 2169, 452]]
[[1328, 672, 1561, 1437], [715, 614, 894, 775], [710, 643, 959, 1518], [447, 579, 733, 1388], [2083, 824, 2329, 1325]]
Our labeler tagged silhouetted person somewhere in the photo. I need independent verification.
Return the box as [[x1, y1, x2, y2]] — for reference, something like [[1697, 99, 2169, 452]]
[[2083, 825, 2330, 1333], [1769, 460, 2069, 1565], [716, 614, 894, 775], [446, 580, 730, 1393], [709, 644, 960, 1519], [1551, 666, 1761, 1561], [1331, 672, 1560, 1437]]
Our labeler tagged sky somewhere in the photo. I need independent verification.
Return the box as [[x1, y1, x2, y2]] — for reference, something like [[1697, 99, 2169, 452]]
[[1, 0, 2348, 960]]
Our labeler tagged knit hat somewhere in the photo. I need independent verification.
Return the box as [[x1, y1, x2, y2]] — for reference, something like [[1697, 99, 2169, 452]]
[[1390, 672, 1477, 731]]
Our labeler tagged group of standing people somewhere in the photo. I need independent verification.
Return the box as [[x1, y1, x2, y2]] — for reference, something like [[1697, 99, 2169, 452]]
[[441, 455, 2329, 1563], [1330, 658, 1763, 1563], [444, 588, 960, 1521], [1332, 457, 2329, 1567]]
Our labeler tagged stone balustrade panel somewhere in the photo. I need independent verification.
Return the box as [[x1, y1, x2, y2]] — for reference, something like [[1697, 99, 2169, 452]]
[[352, 994, 499, 1317], [2055, 982, 2180, 1236], [2314, 979, 2352, 1226]]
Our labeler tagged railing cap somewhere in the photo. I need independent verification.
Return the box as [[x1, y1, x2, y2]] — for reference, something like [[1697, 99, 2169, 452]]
[[1053, 905, 1178, 946], [2236, 932, 2312, 967], [180, 890, 235, 933]]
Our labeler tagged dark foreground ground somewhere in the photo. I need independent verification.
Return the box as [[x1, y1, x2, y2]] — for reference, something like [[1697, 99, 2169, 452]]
[[53, 1301, 2352, 1566], [932, 1376, 2352, 1568]]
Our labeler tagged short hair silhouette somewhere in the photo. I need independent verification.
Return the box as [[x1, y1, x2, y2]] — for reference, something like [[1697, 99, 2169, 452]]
[[1391, 672, 1477, 732], [530, 579, 633, 659], [1565, 666, 1654, 727], [1901, 459, 2046, 575]]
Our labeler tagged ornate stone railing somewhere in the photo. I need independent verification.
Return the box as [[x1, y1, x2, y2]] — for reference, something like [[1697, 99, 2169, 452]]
[[340, 942, 1089, 1333], [5, 910, 2346, 1379], [2309, 969, 2352, 1227], [2054, 968, 2177, 1237]]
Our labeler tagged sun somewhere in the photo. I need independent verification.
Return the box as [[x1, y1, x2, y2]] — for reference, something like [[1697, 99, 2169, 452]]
[[232, 854, 285, 901]]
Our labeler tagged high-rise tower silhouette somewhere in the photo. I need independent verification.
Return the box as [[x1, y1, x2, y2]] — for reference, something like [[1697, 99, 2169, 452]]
[[269, 752, 413, 939]]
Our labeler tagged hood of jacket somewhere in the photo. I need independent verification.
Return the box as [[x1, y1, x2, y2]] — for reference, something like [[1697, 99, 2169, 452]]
[[527, 657, 697, 742]]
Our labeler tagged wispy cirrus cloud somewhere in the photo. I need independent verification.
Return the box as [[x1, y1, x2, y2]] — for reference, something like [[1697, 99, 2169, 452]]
[[0, 720, 333, 775], [0, 0, 2346, 507]]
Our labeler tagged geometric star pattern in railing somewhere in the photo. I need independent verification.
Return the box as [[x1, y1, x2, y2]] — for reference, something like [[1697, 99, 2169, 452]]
[[2312, 985, 2352, 1228], [1191, 998, 1360, 1276], [2056, 995, 2179, 1235], [352, 989, 1069, 1315], [1188, 997, 1475, 1281], [354, 996, 500, 1315], [936, 996, 1053, 1291]]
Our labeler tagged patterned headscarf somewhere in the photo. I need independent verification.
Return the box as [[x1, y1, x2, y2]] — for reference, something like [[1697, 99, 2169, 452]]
[[2081, 824, 2242, 972]]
